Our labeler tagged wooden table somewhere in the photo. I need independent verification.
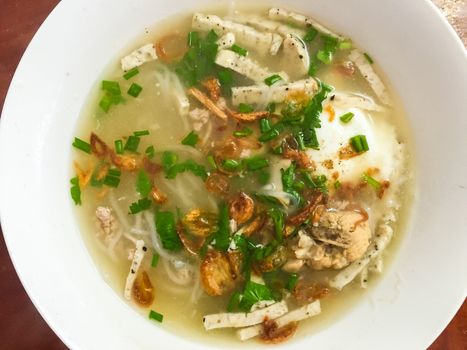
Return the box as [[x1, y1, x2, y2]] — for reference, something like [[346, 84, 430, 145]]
[[0, 1, 465, 348]]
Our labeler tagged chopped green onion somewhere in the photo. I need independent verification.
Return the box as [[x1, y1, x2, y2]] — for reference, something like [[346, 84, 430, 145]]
[[155, 211, 182, 250], [72, 137, 91, 154], [227, 292, 242, 312], [124, 135, 140, 152], [70, 177, 81, 205], [162, 151, 178, 172], [129, 198, 152, 214], [364, 52, 374, 64], [206, 29, 219, 42], [151, 253, 160, 267], [258, 128, 280, 142], [221, 159, 241, 172], [136, 170, 152, 197], [339, 40, 353, 49], [145, 145, 155, 159], [148, 310, 164, 323], [133, 130, 150, 136], [230, 44, 248, 56], [165, 160, 207, 180], [187, 31, 200, 47], [181, 130, 199, 147], [259, 118, 271, 133], [103, 174, 120, 188], [127, 83, 143, 97], [207, 155, 217, 169], [334, 180, 342, 189], [286, 273, 299, 291], [114, 140, 124, 154], [316, 49, 332, 64], [218, 69, 233, 86], [293, 180, 305, 191], [266, 102, 276, 113], [268, 208, 284, 242], [98, 94, 113, 112], [264, 74, 282, 86], [101, 80, 121, 95], [233, 127, 253, 137], [244, 156, 269, 171], [123, 67, 139, 80], [108, 168, 121, 177], [350, 135, 369, 152], [303, 27, 318, 42], [272, 144, 283, 155], [238, 103, 254, 113], [339, 112, 355, 123], [362, 173, 381, 189]]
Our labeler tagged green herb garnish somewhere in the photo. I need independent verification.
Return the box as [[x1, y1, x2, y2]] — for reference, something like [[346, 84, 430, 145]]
[[244, 156, 269, 171], [362, 173, 381, 189], [114, 140, 124, 154], [155, 211, 182, 251], [286, 273, 299, 291], [70, 177, 81, 205], [123, 67, 139, 80], [233, 127, 253, 138], [127, 83, 143, 97], [149, 310, 164, 323], [238, 103, 254, 113], [230, 44, 248, 56], [350, 134, 369, 152], [72, 137, 91, 154], [339, 112, 354, 123], [145, 145, 155, 159], [151, 253, 160, 267], [303, 27, 318, 42], [181, 130, 199, 147], [364, 52, 374, 64], [124, 135, 140, 152], [264, 74, 282, 86], [136, 170, 152, 197], [221, 159, 242, 172]]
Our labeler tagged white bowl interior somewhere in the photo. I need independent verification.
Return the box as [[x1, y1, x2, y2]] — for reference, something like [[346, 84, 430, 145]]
[[1, 0, 466, 349]]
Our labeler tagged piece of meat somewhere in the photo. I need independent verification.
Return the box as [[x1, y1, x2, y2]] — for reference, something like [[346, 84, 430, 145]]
[[188, 108, 211, 131], [228, 192, 255, 225], [200, 250, 235, 296], [282, 259, 305, 273], [95, 206, 117, 239]]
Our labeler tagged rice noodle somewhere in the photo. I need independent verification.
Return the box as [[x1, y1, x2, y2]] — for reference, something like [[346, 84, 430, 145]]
[[162, 258, 195, 286], [108, 192, 131, 231]]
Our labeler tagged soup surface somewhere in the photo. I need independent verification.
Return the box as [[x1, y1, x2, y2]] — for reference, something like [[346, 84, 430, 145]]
[[71, 4, 414, 345]]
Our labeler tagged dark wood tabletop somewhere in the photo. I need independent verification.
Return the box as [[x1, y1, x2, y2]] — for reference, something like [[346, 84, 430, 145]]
[[0, 1, 465, 349]]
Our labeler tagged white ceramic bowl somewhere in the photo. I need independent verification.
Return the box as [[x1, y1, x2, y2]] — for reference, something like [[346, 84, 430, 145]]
[[1, 0, 466, 349]]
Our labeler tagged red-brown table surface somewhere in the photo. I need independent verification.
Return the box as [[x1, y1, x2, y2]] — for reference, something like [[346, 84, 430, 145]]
[[0, 0, 465, 349]]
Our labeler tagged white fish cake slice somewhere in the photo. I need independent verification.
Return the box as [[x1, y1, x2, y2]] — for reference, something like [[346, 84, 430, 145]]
[[215, 49, 289, 83], [121, 44, 157, 71], [192, 13, 283, 55], [216, 32, 235, 49], [234, 15, 306, 38], [231, 78, 318, 105]]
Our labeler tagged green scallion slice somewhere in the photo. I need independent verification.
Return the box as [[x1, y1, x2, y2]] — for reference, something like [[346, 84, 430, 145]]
[[134, 130, 150, 136], [151, 253, 160, 267], [129, 198, 152, 214], [127, 83, 143, 97], [316, 50, 332, 64], [233, 127, 253, 137], [114, 140, 124, 154], [101, 80, 121, 95], [148, 310, 164, 323], [364, 52, 374, 64], [339, 112, 354, 123], [181, 130, 199, 147], [124, 135, 140, 152], [230, 44, 248, 56], [334, 180, 342, 189], [207, 155, 217, 169], [266, 102, 276, 113], [286, 273, 299, 291], [258, 128, 280, 142], [303, 27, 318, 42], [187, 31, 200, 47], [145, 145, 155, 159], [103, 174, 120, 188], [350, 135, 369, 152], [259, 118, 271, 133], [264, 74, 282, 86], [70, 177, 81, 205], [98, 94, 113, 112], [238, 103, 254, 113], [72, 137, 91, 154], [136, 170, 152, 197], [362, 173, 381, 189], [123, 67, 139, 80], [221, 159, 241, 172], [244, 156, 269, 171]]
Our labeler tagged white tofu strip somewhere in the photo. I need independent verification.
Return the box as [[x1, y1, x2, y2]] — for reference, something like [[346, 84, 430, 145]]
[[215, 50, 289, 83], [369, 255, 383, 273], [329, 224, 393, 290], [121, 44, 157, 71], [231, 78, 318, 106], [203, 300, 288, 330], [360, 266, 369, 289], [124, 239, 146, 300], [237, 300, 321, 341], [192, 13, 283, 55], [329, 92, 386, 112], [250, 300, 275, 311], [348, 50, 392, 105], [268, 8, 345, 40], [234, 15, 306, 38], [216, 32, 236, 49], [282, 34, 310, 77]]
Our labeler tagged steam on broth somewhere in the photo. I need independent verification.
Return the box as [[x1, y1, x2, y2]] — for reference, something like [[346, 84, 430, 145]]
[[71, 4, 413, 345]]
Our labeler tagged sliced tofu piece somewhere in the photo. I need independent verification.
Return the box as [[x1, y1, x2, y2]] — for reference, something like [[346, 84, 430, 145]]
[[232, 78, 318, 105], [282, 34, 310, 77], [121, 44, 157, 71], [348, 50, 392, 105], [237, 300, 321, 341], [217, 32, 236, 49], [329, 92, 386, 112], [329, 224, 393, 290], [124, 239, 147, 300], [203, 300, 288, 330], [215, 49, 289, 83], [192, 13, 283, 55], [268, 8, 345, 40], [234, 15, 306, 38]]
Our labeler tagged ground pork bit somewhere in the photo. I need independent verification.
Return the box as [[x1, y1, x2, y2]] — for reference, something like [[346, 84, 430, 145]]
[[188, 108, 211, 131], [95, 206, 118, 243], [293, 209, 371, 270]]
